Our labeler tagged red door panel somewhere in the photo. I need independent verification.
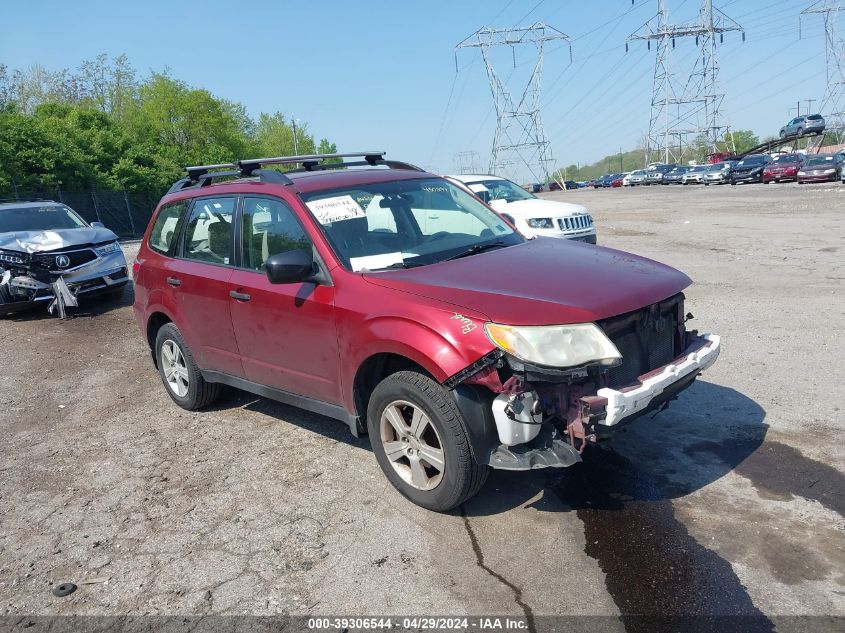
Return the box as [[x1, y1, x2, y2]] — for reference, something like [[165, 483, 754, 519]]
[[170, 259, 243, 377], [229, 270, 340, 404]]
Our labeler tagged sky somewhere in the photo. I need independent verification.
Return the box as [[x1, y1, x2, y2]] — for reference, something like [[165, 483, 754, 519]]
[[0, 0, 834, 182]]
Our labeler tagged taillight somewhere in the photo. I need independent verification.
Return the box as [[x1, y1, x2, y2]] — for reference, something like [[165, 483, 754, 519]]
[[132, 261, 141, 280]]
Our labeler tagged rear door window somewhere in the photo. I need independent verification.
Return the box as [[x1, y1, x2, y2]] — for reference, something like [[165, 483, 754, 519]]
[[149, 201, 188, 255], [182, 197, 236, 265]]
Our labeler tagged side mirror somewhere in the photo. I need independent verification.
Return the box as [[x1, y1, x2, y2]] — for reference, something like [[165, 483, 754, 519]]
[[91, 221, 105, 228], [265, 249, 316, 284]]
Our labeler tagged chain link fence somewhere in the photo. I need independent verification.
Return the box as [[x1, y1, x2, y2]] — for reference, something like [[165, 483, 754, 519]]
[[0, 187, 162, 239]]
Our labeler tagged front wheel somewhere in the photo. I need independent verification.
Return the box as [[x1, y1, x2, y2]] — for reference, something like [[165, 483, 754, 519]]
[[367, 371, 488, 512]]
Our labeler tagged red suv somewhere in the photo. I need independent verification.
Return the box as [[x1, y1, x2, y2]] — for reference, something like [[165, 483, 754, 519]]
[[133, 152, 721, 511]]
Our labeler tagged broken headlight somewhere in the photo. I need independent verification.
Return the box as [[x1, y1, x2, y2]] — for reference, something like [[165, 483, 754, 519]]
[[0, 251, 27, 265], [527, 218, 553, 229], [484, 322, 622, 368], [95, 241, 121, 256]]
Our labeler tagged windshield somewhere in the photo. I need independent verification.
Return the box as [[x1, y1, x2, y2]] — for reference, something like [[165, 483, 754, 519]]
[[737, 156, 767, 166], [804, 156, 835, 166], [773, 154, 802, 164], [464, 178, 535, 203], [708, 163, 727, 171], [0, 205, 88, 233], [300, 177, 522, 271]]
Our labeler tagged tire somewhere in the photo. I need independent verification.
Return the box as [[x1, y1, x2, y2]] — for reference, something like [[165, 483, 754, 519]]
[[780, 130, 786, 139], [154, 323, 221, 410], [367, 371, 488, 512], [797, 127, 804, 137]]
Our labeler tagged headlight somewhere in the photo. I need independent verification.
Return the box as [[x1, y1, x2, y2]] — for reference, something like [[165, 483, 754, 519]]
[[823, 168, 835, 174], [484, 322, 622, 368], [527, 218, 553, 229], [0, 251, 26, 265], [95, 242, 121, 256], [798, 171, 806, 176]]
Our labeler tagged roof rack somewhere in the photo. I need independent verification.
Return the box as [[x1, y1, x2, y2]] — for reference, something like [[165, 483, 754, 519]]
[[167, 152, 424, 195]]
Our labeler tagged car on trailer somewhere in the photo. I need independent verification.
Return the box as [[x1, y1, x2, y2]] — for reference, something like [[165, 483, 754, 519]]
[[133, 151, 721, 512], [779, 114, 825, 139]]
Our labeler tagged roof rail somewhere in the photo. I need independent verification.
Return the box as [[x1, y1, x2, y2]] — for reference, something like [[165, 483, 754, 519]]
[[167, 152, 423, 195], [237, 152, 388, 174]]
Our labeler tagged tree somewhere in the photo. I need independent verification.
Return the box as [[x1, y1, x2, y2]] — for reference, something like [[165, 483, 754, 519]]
[[0, 56, 337, 195], [717, 130, 759, 155], [78, 53, 138, 118]]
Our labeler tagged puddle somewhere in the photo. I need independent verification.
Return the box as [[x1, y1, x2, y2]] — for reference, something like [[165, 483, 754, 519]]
[[550, 446, 774, 633], [684, 440, 844, 515]]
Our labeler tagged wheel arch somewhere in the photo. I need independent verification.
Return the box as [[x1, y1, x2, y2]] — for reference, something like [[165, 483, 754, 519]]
[[146, 310, 174, 367], [352, 352, 431, 433]]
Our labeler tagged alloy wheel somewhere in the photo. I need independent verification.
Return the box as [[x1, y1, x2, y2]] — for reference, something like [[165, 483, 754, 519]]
[[161, 339, 189, 397], [379, 400, 445, 491]]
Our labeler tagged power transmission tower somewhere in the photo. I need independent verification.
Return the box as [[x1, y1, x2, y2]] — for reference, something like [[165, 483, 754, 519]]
[[801, 1, 845, 145], [456, 24, 570, 184], [627, 0, 743, 165], [453, 150, 482, 174]]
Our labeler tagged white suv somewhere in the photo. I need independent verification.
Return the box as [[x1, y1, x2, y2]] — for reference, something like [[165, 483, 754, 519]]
[[446, 174, 596, 243]]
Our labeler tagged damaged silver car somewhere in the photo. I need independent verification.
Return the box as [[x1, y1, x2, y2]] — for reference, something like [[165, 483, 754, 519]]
[[0, 201, 130, 317]]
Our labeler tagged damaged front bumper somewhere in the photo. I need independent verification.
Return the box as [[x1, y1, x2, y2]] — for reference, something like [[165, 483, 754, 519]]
[[453, 328, 721, 472], [599, 333, 720, 426], [0, 250, 129, 315]]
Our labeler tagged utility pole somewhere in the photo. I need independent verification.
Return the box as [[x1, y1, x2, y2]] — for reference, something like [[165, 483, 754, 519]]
[[456, 24, 571, 184], [292, 117, 299, 154], [627, 0, 744, 165], [801, 1, 844, 144]]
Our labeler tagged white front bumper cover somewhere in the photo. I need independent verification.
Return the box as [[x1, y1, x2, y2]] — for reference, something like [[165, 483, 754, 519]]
[[597, 333, 721, 426]]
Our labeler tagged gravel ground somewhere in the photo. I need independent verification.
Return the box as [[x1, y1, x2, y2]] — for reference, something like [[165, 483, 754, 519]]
[[0, 181, 843, 630]]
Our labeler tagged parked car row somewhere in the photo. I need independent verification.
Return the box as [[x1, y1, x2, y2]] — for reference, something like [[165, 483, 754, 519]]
[[585, 149, 844, 189]]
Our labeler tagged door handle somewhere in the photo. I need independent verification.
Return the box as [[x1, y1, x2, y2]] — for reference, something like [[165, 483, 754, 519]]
[[229, 290, 251, 302], [166, 276, 181, 287]]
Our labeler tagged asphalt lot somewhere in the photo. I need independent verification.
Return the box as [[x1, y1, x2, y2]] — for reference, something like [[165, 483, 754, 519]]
[[1, 181, 843, 630]]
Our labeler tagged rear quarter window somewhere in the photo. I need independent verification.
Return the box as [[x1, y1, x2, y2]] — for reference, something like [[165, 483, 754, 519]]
[[149, 201, 188, 255]]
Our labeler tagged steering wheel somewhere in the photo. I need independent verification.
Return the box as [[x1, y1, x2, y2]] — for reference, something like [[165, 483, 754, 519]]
[[422, 231, 451, 243]]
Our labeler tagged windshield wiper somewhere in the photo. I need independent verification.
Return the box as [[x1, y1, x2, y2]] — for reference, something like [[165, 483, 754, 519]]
[[378, 261, 425, 270], [443, 241, 509, 262]]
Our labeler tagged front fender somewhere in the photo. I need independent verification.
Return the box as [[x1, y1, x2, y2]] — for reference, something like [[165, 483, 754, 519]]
[[339, 310, 496, 414]]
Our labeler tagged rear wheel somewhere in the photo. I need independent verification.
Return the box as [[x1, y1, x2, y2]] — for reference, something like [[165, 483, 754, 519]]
[[155, 323, 221, 410], [367, 371, 488, 512]]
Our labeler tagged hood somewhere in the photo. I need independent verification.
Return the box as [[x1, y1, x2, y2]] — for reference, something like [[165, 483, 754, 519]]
[[0, 227, 118, 254], [489, 198, 588, 218], [363, 238, 691, 326]]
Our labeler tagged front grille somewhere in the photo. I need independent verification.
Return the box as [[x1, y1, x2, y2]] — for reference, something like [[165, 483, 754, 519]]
[[30, 248, 98, 272], [598, 295, 683, 388], [558, 215, 591, 231]]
